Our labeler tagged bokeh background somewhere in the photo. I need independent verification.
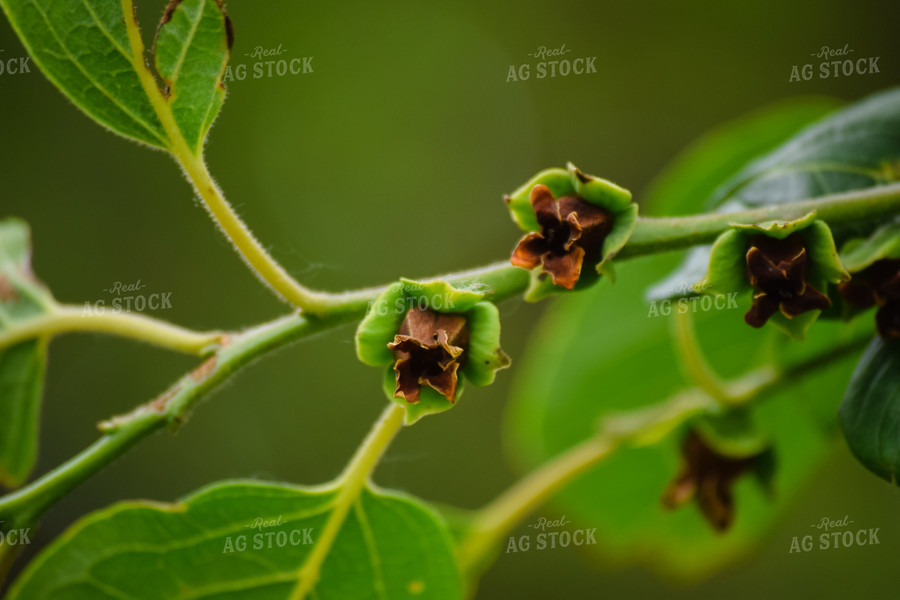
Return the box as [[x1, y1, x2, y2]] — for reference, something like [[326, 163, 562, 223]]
[[2, 0, 900, 597]]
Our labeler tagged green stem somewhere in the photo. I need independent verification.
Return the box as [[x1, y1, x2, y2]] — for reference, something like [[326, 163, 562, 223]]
[[0, 310, 354, 526], [621, 182, 900, 258], [456, 435, 619, 576], [290, 404, 406, 599], [0, 306, 223, 356], [671, 310, 731, 402], [456, 330, 871, 579]]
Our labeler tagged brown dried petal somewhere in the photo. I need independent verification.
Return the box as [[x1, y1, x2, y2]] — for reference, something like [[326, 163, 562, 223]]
[[661, 431, 762, 532], [420, 361, 460, 401], [867, 259, 900, 299], [745, 236, 808, 293], [541, 246, 585, 290], [837, 280, 877, 309], [779, 285, 831, 318], [876, 301, 900, 339], [745, 293, 781, 328], [744, 233, 830, 326], [511, 186, 614, 290], [530, 184, 561, 230], [393, 354, 422, 404], [510, 232, 547, 269], [388, 308, 469, 404]]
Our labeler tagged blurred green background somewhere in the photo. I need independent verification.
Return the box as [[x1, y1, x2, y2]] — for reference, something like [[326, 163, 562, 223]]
[[2, 0, 899, 597]]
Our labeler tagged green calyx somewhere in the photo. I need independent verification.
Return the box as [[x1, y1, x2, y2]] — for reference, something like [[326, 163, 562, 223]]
[[355, 279, 509, 424], [505, 163, 637, 301], [694, 212, 850, 339]]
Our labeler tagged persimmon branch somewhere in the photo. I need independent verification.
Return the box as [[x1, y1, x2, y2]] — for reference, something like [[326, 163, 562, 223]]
[[455, 329, 872, 581]]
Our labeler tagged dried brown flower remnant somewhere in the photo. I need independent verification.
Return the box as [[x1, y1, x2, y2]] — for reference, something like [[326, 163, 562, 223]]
[[838, 258, 900, 339], [388, 308, 470, 404], [510, 184, 613, 290], [661, 431, 763, 532], [744, 232, 831, 328]]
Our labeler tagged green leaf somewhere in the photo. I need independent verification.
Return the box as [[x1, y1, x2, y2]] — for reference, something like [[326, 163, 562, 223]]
[[839, 221, 900, 272], [0, 219, 55, 488], [643, 97, 843, 217], [154, 0, 232, 154], [0, 0, 168, 148], [838, 337, 900, 485], [1, 0, 232, 155], [8, 481, 462, 600], [506, 254, 855, 578], [712, 87, 900, 215]]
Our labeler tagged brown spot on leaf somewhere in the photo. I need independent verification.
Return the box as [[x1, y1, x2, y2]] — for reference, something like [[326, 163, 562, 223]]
[[160, 0, 182, 25], [190, 356, 217, 382], [0, 275, 18, 303], [223, 15, 234, 51]]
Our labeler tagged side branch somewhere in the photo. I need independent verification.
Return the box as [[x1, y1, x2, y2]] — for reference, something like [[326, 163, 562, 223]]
[[0, 306, 223, 356]]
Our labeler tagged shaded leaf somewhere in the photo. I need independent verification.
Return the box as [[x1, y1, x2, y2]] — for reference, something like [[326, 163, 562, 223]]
[[838, 337, 900, 485], [0, 219, 55, 488], [8, 481, 462, 599]]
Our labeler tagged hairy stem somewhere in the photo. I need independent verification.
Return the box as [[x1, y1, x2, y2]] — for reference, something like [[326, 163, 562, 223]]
[[0, 310, 354, 526], [0, 306, 223, 356], [621, 182, 900, 257], [290, 404, 406, 599]]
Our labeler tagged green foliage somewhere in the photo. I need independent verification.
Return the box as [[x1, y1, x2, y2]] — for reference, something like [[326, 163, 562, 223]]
[[154, 0, 231, 154], [0, 0, 231, 155], [839, 338, 900, 485], [1, 0, 899, 594], [7, 481, 462, 600], [0, 220, 54, 488], [712, 87, 900, 215], [649, 90, 900, 301]]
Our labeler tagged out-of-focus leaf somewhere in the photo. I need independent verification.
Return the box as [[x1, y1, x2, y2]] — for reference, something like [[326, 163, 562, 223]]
[[642, 97, 842, 217], [8, 480, 462, 599], [0, 219, 54, 488], [839, 337, 900, 485]]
